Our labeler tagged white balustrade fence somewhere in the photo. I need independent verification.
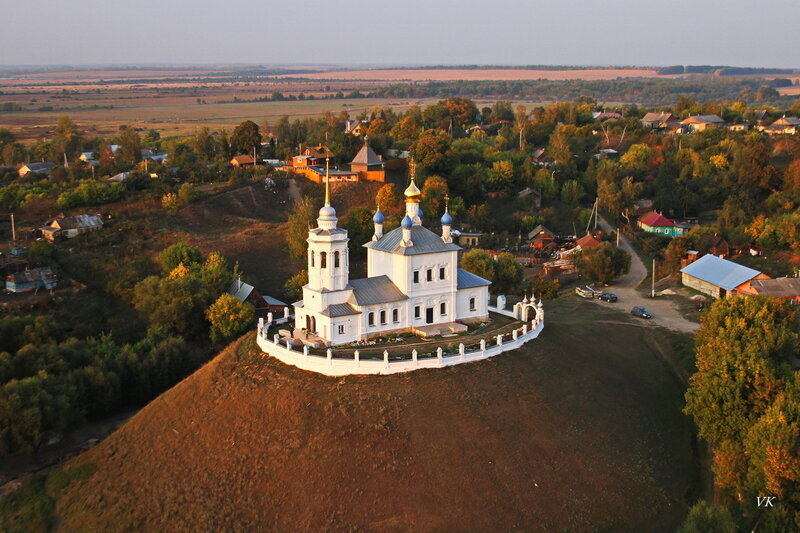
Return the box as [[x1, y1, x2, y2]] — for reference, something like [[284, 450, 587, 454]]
[[255, 301, 544, 377]]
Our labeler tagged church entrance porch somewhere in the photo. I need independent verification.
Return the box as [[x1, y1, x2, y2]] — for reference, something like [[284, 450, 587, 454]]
[[412, 321, 468, 338]]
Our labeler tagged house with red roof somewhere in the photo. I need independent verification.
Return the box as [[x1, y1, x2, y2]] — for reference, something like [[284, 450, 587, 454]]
[[638, 211, 687, 237]]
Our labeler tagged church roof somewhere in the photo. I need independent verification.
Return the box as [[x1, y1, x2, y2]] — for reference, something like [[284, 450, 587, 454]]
[[457, 268, 492, 289], [321, 303, 360, 317], [351, 141, 382, 166], [310, 227, 347, 236], [363, 225, 461, 256], [348, 275, 408, 306]]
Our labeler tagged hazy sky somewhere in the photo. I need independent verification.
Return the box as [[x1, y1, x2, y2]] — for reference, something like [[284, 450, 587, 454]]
[[2, 0, 799, 67]]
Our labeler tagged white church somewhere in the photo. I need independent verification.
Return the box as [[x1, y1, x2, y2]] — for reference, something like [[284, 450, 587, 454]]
[[293, 165, 491, 346]]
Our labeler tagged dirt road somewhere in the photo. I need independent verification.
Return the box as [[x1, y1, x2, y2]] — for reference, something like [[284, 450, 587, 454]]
[[594, 217, 700, 334]]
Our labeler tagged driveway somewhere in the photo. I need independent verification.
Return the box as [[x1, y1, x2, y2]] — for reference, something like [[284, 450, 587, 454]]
[[593, 216, 700, 334]]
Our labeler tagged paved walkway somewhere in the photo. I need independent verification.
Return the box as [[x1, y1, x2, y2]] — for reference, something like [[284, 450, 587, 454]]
[[594, 216, 700, 334]]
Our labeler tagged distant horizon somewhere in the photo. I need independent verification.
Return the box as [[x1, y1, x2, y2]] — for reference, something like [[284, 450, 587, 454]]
[[2, 0, 799, 68], [1, 62, 798, 71]]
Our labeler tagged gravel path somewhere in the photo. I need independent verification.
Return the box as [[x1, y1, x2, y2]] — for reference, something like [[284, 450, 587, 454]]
[[593, 217, 700, 334]]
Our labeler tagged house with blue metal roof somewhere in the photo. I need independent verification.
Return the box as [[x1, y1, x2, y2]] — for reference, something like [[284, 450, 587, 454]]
[[680, 254, 770, 299]]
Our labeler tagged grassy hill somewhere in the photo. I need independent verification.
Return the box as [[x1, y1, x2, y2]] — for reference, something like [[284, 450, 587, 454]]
[[1, 300, 701, 532]]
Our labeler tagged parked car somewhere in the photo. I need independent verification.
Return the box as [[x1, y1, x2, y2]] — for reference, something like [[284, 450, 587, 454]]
[[599, 293, 618, 302], [575, 285, 603, 299], [631, 306, 652, 319]]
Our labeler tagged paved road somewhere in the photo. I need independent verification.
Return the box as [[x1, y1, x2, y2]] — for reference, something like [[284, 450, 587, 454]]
[[594, 217, 700, 334]]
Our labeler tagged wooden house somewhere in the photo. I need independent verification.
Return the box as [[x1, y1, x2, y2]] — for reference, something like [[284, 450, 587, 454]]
[[349, 137, 385, 182], [528, 225, 555, 249], [749, 278, 800, 304], [764, 116, 800, 135], [18, 162, 56, 178], [5, 267, 58, 293], [680, 254, 769, 299], [681, 115, 726, 132], [638, 211, 686, 237], [40, 214, 103, 241], [641, 112, 678, 130], [230, 155, 255, 168]]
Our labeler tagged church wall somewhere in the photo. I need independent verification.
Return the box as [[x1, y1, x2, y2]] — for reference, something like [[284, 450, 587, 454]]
[[456, 286, 490, 323], [358, 301, 409, 338]]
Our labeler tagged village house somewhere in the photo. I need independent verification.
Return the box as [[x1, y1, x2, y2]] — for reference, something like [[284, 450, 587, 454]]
[[452, 231, 481, 248], [574, 233, 602, 250], [592, 111, 624, 121], [18, 162, 56, 178], [638, 211, 687, 237], [680, 254, 770, 299], [531, 148, 552, 166], [344, 120, 368, 136], [763, 116, 800, 135], [528, 225, 555, 249], [230, 155, 255, 168], [349, 137, 386, 182], [39, 214, 103, 241], [641, 112, 679, 130], [698, 234, 731, 258], [749, 278, 800, 304], [284, 151, 360, 184], [5, 267, 59, 293], [681, 115, 726, 132], [227, 278, 269, 317]]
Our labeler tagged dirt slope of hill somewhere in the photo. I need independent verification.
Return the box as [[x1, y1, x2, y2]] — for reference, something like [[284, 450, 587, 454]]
[[44, 300, 698, 532]]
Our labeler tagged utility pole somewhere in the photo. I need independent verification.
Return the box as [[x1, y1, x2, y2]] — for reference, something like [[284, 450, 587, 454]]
[[651, 258, 656, 298], [10, 213, 15, 242], [616, 227, 620, 247]]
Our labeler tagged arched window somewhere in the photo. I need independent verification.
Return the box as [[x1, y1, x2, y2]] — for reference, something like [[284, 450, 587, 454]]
[[320, 252, 327, 268], [334, 251, 340, 268], [310, 250, 315, 267]]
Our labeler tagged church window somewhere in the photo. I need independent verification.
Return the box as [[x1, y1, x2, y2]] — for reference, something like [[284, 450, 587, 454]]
[[392, 309, 399, 323], [368, 312, 375, 326], [414, 306, 420, 319], [469, 297, 476, 311], [334, 251, 340, 268], [320, 252, 327, 268], [439, 267, 445, 280], [338, 325, 344, 334], [440, 302, 446, 316], [413, 271, 419, 283], [310, 251, 315, 267], [427, 269, 433, 282], [380, 310, 386, 325]]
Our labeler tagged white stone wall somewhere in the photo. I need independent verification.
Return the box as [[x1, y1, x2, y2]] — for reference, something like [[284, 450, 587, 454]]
[[456, 286, 490, 322], [257, 304, 544, 376]]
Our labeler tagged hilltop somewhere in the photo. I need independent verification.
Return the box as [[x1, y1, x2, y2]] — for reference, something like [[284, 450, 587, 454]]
[[8, 300, 699, 532]]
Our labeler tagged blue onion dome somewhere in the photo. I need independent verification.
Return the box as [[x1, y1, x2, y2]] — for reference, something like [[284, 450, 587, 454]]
[[440, 211, 453, 226], [373, 209, 385, 224], [401, 215, 413, 229]]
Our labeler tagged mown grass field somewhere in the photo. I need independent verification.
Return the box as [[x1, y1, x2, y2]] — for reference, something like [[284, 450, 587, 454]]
[[1, 298, 702, 532]]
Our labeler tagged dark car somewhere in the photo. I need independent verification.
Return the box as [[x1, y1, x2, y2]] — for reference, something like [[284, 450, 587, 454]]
[[631, 306, 652, 319], [599, 293, 618, 302]]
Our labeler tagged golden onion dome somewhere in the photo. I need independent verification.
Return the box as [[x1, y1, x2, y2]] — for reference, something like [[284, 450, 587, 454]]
[[404, 179, 421, 201]]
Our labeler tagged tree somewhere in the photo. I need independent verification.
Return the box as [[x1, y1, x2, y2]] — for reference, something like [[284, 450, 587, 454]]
[[678, 501, 737, 533], [284, 270, 308, 302], [409, 129, 451, 172], [461, 250, 495, 281], [560, 179, 584, 205], [341, 207, 374, 248], [420, 175, 449, 219], [494, 252, 523, 294], [205, 294, 255, 344], [374, 183, 404, 219], [115, 127, 141, 168], [286, 197, 316, 261], [132, 276, 210, 335], [159, 242, 202, 274], [575, 242, 630, 284], [231, 120, 262, 157], [177, 183, 197, 204], [487, 160, 515, 190], [193, 127, 217, 161], [53, 116, 82, 160], [619, 143, 652, 169]]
